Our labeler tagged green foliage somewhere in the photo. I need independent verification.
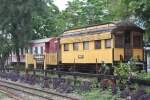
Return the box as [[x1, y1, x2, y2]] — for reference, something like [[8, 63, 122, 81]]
[[0, 0, 49, 65], [0, 91, 6, 97], [0, 35, 12, 70], [60, 0, 110, 29], [60, 0, 150, 40], [80, 89, 119, 100], [91, 80, 98, 88], [107, 0, 150, 40], [99, 63, 110, 75], [114, 62, 130, 77], [32, 2, 62, 39], [128, 58, 138, 72], [137, 71, 150, 80], [114, 57, 144, 77]]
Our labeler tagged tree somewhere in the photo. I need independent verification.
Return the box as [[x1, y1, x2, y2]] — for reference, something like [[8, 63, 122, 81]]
[[0, 0, 49, 72], [107, 0, 150, 40], [32, 2, 61, 39], [106, 0, 134, 21], [0, 34, 12, 72], [133, 0, 150, 41], [61, 0, 86, 29], [59, 0, 110, 29]]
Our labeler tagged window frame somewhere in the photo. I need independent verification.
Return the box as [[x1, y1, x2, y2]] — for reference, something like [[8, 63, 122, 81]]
[[40, 46, 43, 54], [83, 41, 89, 50], [73, 42, 79, 51], [29, 47, 33, 54], [115, 34, 124, 48], [94, 40, 101, 49], [35, 47, 38, 54], [133, 35, 142, 48], [21, 48, 24, 55], [105, 39, 111, 48], [64, 44, 69, 51]]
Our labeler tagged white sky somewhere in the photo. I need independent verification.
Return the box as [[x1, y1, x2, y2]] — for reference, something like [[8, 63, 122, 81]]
[[54, 0, 72, 11]]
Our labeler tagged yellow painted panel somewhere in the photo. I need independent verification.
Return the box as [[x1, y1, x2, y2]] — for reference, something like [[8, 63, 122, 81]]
[[133, 49, 143, 60], [25, 54, 34, 64], [45, 53, 57, 65], [60, 32, 112, 44], [61, 40, 113, 64], [25, 53, 57, 66], [61, 49, 113, 63], [114, 48, 124, 61]]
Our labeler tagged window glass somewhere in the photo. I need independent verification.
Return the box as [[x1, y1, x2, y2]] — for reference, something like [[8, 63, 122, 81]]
[[21, 48, 24, 55], [83, 41, 89, 50], [125, 31, 131, 43], [13, 52, 15, 55], [64, 44, 69, 51], [105, 39, 111, 48], [94, 40, 101, 49], [25, 48, 28, 53], [30, 47, 33, 54], [35, 47, 38, 54], [115, 34, 124, 48], [133, 35, 141, 48], [41, 47, 43, 54], [73, 42, 79, 51]]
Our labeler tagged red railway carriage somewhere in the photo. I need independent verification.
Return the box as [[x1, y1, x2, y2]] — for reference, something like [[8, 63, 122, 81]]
[[25, 37, 58, 70], [45, 38, 58, 53]]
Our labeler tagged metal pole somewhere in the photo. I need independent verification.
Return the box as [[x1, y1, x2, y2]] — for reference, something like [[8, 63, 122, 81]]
[[33, 60, 36, 76], [145, 50, 148, 72], [96, 58, 98, 74], [73, 58, 77, 85], [74, 58, 76, 72]]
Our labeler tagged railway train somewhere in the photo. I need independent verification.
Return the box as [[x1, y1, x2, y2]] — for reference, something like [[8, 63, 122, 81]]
[[10, 21, 145, 73]]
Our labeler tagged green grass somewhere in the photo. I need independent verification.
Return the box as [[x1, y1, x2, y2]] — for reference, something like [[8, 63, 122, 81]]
[[137, 71, 150, 80], [80, 89, 119, 100], [0, 91, 6, 97]]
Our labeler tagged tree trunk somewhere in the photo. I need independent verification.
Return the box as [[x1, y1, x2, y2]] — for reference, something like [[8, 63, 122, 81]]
[[0, 58, 4, 72], [0, 56, 8, 72], [16, 48, 20, 73]]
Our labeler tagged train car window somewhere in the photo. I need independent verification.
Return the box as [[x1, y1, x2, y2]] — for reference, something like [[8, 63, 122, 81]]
[[105, 39, 111, 48], [64, 44, 69, 51], [73, 42, 79, 51], [83, 41, 89, 50], [34, 47, 38, 54], [115, 34, 124, 48], [29, 47, 33, 54], [125, 31, 130, 43], [133, 35, 142, 48], [25, 48, 28, 53], [41, 47, 43, 54], [13, 51, 15, 55], [21, 48, 24, 55], [94, 40, 101, 49]]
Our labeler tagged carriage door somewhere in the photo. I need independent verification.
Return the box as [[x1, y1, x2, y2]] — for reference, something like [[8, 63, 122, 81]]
[[45, 42, 50, 53], [124, 30, 132, 61]]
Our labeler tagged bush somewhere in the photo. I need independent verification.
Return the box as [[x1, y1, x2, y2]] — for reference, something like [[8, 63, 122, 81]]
[[114, 62, 130, 77]]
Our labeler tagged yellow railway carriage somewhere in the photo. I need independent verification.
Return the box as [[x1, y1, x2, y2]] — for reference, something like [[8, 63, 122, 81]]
[[60, 22, 144, 66], [25, 21, 144, 73]]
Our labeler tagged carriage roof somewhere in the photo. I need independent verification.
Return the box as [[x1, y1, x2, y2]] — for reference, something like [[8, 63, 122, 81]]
[[29, 37, 54, 44], [62, 22, 144, 37]]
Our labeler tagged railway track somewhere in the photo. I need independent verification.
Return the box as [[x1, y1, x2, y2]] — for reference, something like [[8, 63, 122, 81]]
[[0, 79, 79, 100]]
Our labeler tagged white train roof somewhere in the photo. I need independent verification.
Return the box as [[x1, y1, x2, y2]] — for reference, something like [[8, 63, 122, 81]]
[[30, 38, 54, 44]]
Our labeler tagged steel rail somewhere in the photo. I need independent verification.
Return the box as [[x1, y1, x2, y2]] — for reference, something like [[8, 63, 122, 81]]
[[0, 80, 78, 100]]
